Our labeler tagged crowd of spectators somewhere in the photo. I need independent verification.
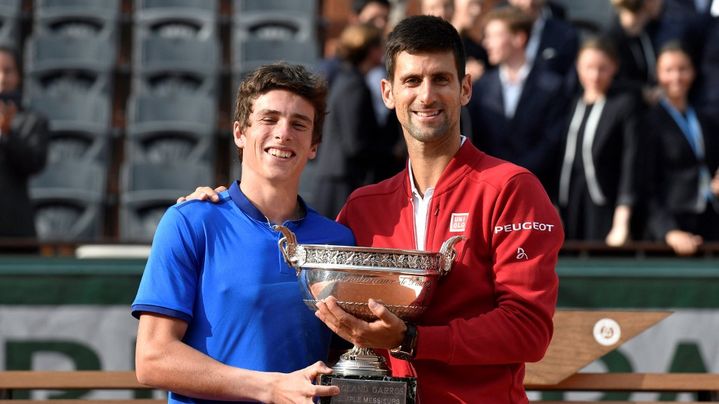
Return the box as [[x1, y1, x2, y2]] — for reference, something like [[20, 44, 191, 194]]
[[0, 0, 717, 256], [315, 0, 718, 255]]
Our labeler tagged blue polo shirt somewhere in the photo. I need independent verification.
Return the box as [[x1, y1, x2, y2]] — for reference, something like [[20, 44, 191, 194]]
[[132, 181, 355, 404]]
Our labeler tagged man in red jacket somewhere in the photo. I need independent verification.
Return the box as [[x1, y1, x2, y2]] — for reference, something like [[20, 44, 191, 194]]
[[181, 15, 563, 403], [313, 15, 563, 403]]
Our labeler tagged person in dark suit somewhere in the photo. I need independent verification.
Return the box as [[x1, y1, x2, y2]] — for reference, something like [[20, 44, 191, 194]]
[[557, 38, 641, 244], [697, 18, 719, 115], [0, 46, 48, 240], [545, 0, 567, 19], [315, 0, 395, 184], [605, 0, 665, 104], [468, 6, 566, 197], [655, 0, 716, 64], [507, 0, 580, 78], [643, 42, 719, 255], [313, 23, 386, 218]]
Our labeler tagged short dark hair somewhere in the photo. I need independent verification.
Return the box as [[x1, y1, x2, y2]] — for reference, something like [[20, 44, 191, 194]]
[[658, 40, 692, 62], [234, 63, 328, 160], [352, 0, 391, 15], [579, 36, 619, 65], [482, 6, 534, 46], [384, 15, 466, 81]]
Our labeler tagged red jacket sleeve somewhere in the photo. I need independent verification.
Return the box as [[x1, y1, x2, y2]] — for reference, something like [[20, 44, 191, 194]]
[[415, 172, 562, 365]]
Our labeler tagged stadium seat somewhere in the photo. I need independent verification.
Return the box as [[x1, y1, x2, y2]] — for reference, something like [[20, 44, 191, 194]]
[[233, 36, 318, 65], [234, 11, 316, 42], [232, 0, 319, 65], [138, 0, 216, 13], [233, 0, 317, 18], [232, 36, 318, 80], [0, 0, 20, 17], [30, 161, 106, 241], [132, 35, 219, 96], [0, 0, 21, 48], [119, 162, 213, 242], [25, 34, 116, 72], [135, 0, 217, 41], [29, 93, 113, 163], [25, 70, 113, 99], [231, 3, 320, 97], [34, 0, 120, 41], [24, 34, 116, 98], [125, 94, 217, 164]]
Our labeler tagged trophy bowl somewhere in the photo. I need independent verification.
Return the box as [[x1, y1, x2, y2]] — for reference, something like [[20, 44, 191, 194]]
[[274, 225, 463, 322], [275, 225, 463, 401]]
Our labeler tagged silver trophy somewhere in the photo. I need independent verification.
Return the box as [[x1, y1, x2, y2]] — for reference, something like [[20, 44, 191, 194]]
[[275, 225, 462, 403]]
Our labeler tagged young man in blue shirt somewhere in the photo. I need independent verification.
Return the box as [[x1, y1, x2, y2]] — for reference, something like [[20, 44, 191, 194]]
[[132, 63, 354, 404]]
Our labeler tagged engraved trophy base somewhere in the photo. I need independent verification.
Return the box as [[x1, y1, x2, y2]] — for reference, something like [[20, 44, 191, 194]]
[[318, 347, 416, 404], [319, 374, 417, 404]]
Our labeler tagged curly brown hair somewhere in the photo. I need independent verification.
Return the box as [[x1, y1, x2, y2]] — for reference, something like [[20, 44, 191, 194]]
[[234, 63, 328, 161]]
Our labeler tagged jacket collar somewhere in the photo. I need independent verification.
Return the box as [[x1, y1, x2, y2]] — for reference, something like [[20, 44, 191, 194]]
[[403, 139, 483, 198]]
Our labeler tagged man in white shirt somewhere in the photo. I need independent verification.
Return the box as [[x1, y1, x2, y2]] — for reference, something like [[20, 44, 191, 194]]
[[507, 0, 579, 77], [468, 6, 567, 197]]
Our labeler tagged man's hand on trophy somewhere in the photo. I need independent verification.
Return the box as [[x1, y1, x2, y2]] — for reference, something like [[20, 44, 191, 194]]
[[315, 296, 406, 349], [268, 361, 339, 404]]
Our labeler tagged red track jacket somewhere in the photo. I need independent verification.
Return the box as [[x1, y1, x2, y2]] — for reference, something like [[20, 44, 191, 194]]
[[337, 141, 563, 403]]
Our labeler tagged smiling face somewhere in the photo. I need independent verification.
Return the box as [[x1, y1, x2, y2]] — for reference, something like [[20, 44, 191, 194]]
[[234, 89, 317, 188], [381, 51, 471, 145], [657, 50, 694, 102]]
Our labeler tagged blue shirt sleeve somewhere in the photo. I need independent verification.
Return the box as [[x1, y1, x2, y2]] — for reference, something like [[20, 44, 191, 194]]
[[131, 205, 202, 322]]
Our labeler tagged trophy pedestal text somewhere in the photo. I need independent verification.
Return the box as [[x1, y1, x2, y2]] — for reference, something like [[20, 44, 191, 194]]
[[319, 374, 417, 404]]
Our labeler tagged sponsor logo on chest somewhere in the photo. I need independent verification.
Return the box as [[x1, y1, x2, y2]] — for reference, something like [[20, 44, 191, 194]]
[[449, 212, 468, 233]]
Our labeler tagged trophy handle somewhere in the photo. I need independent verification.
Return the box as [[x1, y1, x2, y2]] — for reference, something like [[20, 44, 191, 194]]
[[438, 236, 463, 276], [273, 225, 304, 275]]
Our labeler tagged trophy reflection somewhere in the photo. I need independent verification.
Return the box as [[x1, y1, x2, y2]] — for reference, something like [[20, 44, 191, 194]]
[[275, 225, 462, 404]]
